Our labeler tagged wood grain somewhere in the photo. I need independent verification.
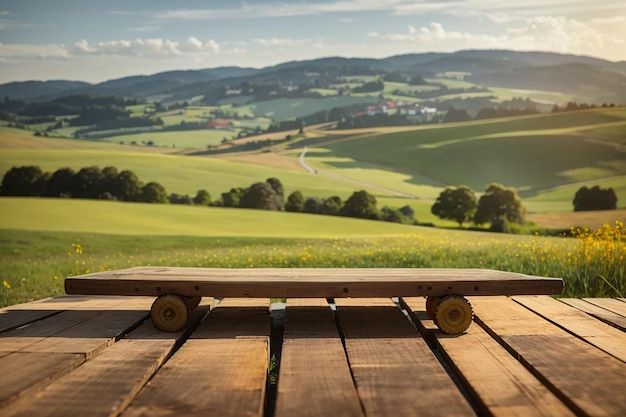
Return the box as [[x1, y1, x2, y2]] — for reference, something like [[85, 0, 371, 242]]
[[582, 298, 626, 317], [559, 298, 626, 331], [402, 297, 575, 417], [513, 295, 626, 362], [123, 298, 271, 417], [0, 302, 211, 417], [275, 298, 364, 417], [65, 267, 564, 298], [471, 296, 626, 417], [335, 298, 475, 417], [0, 298, 152, 409]]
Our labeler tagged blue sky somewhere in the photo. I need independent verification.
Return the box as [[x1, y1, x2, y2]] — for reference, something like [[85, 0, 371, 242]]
[[1, 0, 625, 83]]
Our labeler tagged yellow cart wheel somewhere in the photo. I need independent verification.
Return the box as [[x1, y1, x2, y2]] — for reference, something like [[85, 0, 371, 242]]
[[151, 294, 190, 332], [425, 296, 440, 319], [186, 296, 202, 311], [434, 295, 473, 335]]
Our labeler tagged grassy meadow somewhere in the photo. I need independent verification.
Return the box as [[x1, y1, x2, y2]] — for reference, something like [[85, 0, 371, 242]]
[[307, 108, 626, 197], [1, 198, 623, 307], [1, 108, 625, 306]]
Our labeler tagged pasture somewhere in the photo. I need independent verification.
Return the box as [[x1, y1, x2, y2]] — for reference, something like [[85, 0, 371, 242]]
[[2, 108, 625, 227], [305, 108, 626, 197], [1, 198, 623, 307]]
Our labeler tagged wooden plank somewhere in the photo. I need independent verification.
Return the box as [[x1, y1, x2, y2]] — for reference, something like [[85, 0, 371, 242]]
[[0, 309, 60, 333], [559, 298, 626, 331], [471, 296, 626, 416], [275, 298, 363, 417], [582, 298, 626, 317], [334, 298, 475, 417], [514, 296, 626, 362], [2, 295, 153, 311], [122, 298, 270, 417], [0, 301, 211, 417], [0, 298, 150, 356], [0, 297, 153, 408], [0, 296, 153, 333], [401, 297, 575, 417], [65, 267, 564, 298], [0, 353, 84, 408]]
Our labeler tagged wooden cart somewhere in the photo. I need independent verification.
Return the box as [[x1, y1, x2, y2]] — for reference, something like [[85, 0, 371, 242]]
[[65, 267, 564, 334]]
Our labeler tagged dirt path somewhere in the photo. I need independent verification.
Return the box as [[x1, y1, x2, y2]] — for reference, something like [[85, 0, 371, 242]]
[[298, 147, 422, 199]]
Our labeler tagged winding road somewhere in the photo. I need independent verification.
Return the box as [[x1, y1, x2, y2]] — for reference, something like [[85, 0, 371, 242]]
[[298, 147, 422, 199]]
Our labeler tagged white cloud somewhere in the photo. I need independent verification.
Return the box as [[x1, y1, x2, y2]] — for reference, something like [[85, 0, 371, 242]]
[[153, 1, 409, 20], [367, 16, 626, 60], [151, 1, 624, 22], [70, 37, 221, 57]]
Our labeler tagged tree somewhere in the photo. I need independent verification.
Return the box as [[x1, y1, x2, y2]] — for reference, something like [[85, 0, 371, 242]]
[[46, 167, 75, 197], [398, 205, 415, 221], [0, 165, 46, 196], [101, 166, 118, 195], [265, 178, 285, 210], [221, 188, 244, 208], [240, 182, 281, 210], [321, 196, 343, 215], [340, 190, 379, 219], [140, 182, 168, 203], [431, 186, 477, 227], [303, 197, 323, 214], [474, 183, 525, 226], [352, 79, 384, 93], [380, 206, 406, 223], [71, 166, 104, 199], [193, 189, 211, 206], [113, 170, 142, 202], [443, 107, 471, 123], [169, 193, 193, 204], [285, 191, 304, 212], [409, 75, 428, 86], [573, 186, 617, 211]]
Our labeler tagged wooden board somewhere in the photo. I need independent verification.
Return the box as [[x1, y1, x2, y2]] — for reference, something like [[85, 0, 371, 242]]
[[275, 298, 363, 417], [470, 296, 626, 416], [402, 297, 576, 417], [513, 295, 626, 362], [334, 298, 475, 417], [65, 267, 563, 298], [123, 298, 270, 417], [0, 301, 211, 417], [582, 297, 626, 317], [559, 298, 626, 331]]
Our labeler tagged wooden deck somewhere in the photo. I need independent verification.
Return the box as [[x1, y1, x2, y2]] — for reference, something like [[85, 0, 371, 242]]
[[1, 295, 625, 417]]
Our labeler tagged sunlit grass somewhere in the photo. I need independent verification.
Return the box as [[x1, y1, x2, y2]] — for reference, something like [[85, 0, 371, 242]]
[[1, 220, 623, 307]]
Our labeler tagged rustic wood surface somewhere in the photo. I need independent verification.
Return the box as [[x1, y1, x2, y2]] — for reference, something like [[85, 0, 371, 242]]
[[1, 293, 624, 416], [64, 267, 564, 298]]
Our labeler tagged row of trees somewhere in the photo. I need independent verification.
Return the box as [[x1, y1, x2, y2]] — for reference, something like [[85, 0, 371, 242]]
[[220, 181, 415, 224], [0, 166, 415, 225], [573, 186, 618, 211], [0, 165, 211, 205], [431, 184, 525, 231]]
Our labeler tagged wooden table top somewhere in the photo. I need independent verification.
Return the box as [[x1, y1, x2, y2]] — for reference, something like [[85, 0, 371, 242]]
[[1, 294, 625, 417], [65, 267, 564, 298]]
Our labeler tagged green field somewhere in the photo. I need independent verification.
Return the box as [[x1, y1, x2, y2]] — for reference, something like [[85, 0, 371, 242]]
[[248, 96, 379, 121], [1, 198, 623, 307], [3, 108, 625, 214], [306, 108, 626, 197], [109, 129, 240, 149]]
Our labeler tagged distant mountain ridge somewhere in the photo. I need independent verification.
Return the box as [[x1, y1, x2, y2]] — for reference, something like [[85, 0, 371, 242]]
[[1, 49, 625, 103]]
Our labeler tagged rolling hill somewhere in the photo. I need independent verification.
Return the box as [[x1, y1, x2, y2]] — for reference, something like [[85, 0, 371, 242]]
[[297, 108, 626, 197], [1, 50, 624, 106]]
